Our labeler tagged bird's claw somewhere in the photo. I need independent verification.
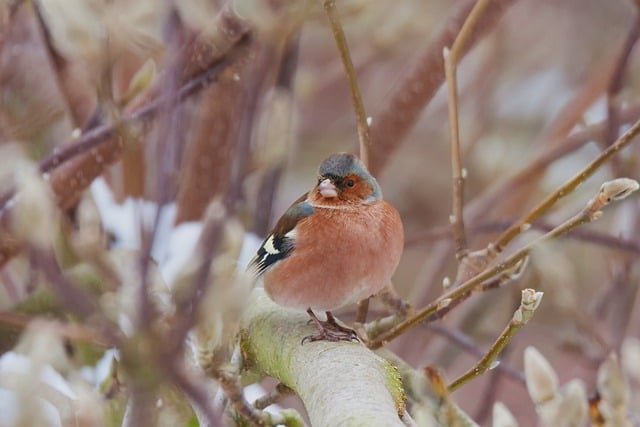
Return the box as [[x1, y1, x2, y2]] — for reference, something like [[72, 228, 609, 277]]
[[302, 315, 360, 344], [301, 327, 360, 344]]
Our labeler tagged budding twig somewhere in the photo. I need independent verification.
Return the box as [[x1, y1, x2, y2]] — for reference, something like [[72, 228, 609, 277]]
[[492, 118, 640, 254], [368, 177, 639, 349], [448, 288, 544, 391], [427, 323, 525, 384], [443, 0, 493, 261]]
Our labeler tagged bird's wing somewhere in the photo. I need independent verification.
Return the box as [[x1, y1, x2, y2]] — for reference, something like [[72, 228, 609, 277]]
[[250, 193, 313, 274]]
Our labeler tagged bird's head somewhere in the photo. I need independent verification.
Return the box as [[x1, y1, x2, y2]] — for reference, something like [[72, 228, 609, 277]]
[[311, 153, 382, 206]]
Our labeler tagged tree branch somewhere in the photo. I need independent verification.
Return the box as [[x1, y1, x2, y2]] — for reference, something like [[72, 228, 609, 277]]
[[448, 288, 543, 391], [322, 0, 371, 167], [369, 177, 639, 349], [493, 117, 640, 254], [242, 288, 407, 427], [443, 0, 493, 262]]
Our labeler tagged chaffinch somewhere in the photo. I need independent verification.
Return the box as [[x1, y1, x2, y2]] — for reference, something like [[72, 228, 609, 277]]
[[250, 153, 404, 342]]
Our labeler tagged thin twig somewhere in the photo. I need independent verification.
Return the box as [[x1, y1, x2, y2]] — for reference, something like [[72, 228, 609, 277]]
[[368, 175, 640, 349], [443, 0, 493, 260], [322, 0, 370, 166], [35, 41, 248, 176], [427, 323, 525, 384], [464, 58, 628, 239], [322, 0, 372, 324], [403, 105, 640, 255], [406, 219, 640, 254], [447, 289, 543, 391], [444, 44, 468, 259], [604, 11, 640, 147], [368, 274, 511, 341], [453, 43, 621, 281], [492, 117, 640, 254]]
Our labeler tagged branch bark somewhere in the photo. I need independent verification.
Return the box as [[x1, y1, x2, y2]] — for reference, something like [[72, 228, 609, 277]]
[[241, 288, 407, 427]]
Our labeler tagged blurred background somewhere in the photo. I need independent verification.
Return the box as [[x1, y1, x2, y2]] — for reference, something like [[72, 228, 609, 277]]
[[1, 0, 639, 425]]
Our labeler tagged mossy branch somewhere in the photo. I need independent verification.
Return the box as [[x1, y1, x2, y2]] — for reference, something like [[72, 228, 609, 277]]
[[241, 288, 408, 427]]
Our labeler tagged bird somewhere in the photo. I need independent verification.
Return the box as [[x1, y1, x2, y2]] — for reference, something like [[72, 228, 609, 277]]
[[250, 152, 404, 342]]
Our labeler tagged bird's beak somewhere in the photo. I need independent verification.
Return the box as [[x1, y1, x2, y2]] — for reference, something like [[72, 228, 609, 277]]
[[318, 178, 338, 198]]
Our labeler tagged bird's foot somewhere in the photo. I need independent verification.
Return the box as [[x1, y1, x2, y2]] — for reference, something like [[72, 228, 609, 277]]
[[301, 327, 358, 344], [302, 309, 360, 344]]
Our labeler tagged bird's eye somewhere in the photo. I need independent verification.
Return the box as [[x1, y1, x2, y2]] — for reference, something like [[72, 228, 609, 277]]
[[346, 179, 355, 187]]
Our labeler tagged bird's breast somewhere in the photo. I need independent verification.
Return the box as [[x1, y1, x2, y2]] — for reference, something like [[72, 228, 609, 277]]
[[263, 201, 403, 311]]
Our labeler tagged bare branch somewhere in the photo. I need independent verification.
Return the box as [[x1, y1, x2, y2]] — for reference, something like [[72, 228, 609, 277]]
[[443, 0, 493, 261], [322, 0, 370, 167], [493, 119, 640, 254], [448, 288, 543, 391], [369, 173, 640, 349]]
